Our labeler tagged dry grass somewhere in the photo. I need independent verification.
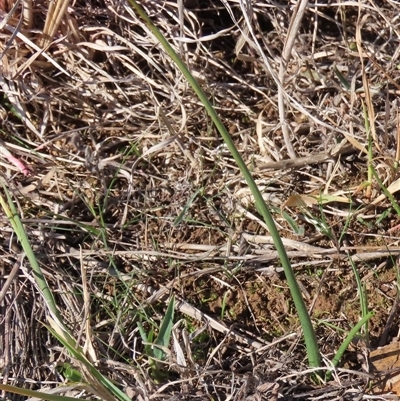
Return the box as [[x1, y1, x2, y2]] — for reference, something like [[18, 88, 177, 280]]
[[1, 0, 400, 399]]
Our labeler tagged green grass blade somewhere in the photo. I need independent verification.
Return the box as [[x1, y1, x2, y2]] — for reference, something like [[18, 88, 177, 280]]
[[126, 0, 321, 368], [348, 257, 369, 339], [174, 189, 202, 226], [154, 295, 175, 360], [330, 310, 374, 371], [333, 65, 351, 91], [0, 183, 130, 401], [371, 165, 400, 216], [0, 182, 62, 323], [47, 323, 130, 401]]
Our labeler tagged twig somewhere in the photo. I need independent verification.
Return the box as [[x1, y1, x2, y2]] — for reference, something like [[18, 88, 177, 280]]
[[257, 141, 354, 171]]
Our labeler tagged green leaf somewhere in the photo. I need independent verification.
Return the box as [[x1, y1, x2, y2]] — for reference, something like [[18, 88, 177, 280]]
[[56, 363, 84, 383], [126, 0, 321, 369], [333, 65, 351, 90], [174, 188, 202, 226], [154, 296, 175, 360]]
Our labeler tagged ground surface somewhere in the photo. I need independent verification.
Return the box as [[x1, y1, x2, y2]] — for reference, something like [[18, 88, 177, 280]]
[[1, 0, 400, 400]]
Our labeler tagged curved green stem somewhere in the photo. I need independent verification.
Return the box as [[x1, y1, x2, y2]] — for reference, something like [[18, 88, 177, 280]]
[[127, 0, 321, 367]]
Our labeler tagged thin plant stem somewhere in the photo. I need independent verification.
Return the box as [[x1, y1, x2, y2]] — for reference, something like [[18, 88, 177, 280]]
[[126, 0, 321, 368]]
